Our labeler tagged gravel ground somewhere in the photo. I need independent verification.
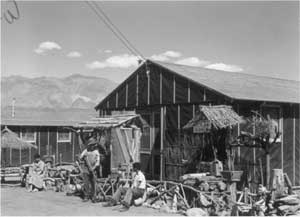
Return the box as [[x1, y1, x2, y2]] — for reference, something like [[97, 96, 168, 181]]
[[1, 186, 180, 216]]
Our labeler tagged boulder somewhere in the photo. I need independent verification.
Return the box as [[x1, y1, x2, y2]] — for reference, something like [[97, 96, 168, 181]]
[[186, 208, 208, 216]]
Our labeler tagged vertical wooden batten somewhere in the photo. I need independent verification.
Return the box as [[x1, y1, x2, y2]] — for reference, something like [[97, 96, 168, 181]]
[[178, 105, 181, 130], [173, 76, 176, 104], [125, 82, 128, 108], [116, 92, 118, 109], [136, 73, 139, 107], [253, 116, 256, 177], [19, 126, 22, 165], [188, 81, 191, 103], [48, 128, 50, 156], [281, 108, 284, 170], [9, 147, 12, 166], [72, 132, 75, 162], [159, 70, 162, 104], [147, 71, 150, 105], [293, 106, 296, 185], [237, 104, 240, 162], [192, 104, 195, 118], [160, 106, 166, 181], [38, 129, 41, 155]]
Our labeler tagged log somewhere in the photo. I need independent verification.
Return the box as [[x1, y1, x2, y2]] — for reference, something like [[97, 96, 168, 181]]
[[278, 204, 300, 213], [150, 186, 177, 205], [284, 173, 293, 194], [175, 191, 190, 209], [271, 169, 285, 198], [275, 195, 300, 205]]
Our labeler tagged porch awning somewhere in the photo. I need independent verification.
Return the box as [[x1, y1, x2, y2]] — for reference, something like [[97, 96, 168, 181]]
[[1, 127, 37, 149], [183, 105, 243, 130], [73, 114, 148, 130]]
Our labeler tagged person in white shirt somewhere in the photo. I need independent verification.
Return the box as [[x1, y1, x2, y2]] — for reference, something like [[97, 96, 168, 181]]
[[105, 162, 146, 211], [79, 137, 100, 202]]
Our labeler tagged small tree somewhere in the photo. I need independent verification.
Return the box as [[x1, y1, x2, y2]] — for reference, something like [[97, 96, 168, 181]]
[[237, 111, 281, 188]]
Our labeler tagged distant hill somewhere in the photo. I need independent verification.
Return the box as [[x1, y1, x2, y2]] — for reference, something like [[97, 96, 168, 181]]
[[1, 74, 117, 109]]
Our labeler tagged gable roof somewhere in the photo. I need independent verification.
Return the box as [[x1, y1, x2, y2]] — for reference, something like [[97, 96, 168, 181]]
[[1, 106, 97, 126], [152, 60, 300, 104]]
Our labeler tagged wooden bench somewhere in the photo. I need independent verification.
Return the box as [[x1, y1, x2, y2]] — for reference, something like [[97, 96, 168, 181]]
[[1, 167, 22, 183]]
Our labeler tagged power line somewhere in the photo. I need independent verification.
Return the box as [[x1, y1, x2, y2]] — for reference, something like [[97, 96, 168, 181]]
[[85, 1, 138, 57], [85, 1, 146, 60], [92, 1, 145, 59]]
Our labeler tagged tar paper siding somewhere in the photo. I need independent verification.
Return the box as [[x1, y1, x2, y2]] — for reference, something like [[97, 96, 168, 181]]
[[96, 62, 300, 183], [1, 126, 80, 167]]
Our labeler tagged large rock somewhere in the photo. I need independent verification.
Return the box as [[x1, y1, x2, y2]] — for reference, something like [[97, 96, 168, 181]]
[[186, 208, 208, 216]]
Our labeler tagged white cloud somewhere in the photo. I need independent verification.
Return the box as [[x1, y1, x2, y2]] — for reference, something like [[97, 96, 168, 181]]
[[150, 50, 182, 62], [34, 41, 62, 54], [71, 94, 92, 102], [86, 54, 140, 69], [67, 51, 82, 58], [175, 57, 210, 67], [205, 63, 243, 72], [151, 54, 170, 62], [104, 49, 112, 53], [164, 51, 182, 58]]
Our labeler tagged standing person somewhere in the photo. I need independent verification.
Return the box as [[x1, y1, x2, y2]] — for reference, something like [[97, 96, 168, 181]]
[[27, 153, 45, 192], [104, 162, 146, 211], [79, 137, 100, 202]]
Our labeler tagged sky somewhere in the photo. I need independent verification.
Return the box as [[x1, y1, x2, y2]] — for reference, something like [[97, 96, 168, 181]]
[[1, 1, 299, 83]]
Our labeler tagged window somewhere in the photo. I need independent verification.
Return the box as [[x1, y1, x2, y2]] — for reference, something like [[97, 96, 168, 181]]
[[21, 128, 36, 143], [57, 129, 71, 142]]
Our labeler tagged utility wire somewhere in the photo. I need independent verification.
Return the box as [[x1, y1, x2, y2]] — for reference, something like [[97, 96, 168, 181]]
[[85, 1, 137, 57], [85, 1, 146, 60], [92, 1, 145, 59]]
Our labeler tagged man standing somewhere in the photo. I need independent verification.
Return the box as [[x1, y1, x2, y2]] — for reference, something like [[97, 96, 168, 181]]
[[105, 162, 146, 211], [79, 137, 100, 202]]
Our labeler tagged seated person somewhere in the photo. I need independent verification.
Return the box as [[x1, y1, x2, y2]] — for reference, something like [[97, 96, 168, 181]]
[[44, 156, 55, 177], [27, 153, 45, 192], [104, 162, 146, 211]]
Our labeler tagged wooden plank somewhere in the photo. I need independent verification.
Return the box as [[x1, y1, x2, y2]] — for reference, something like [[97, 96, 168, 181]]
[[177, 105, 180, 129], [116, 92, 118, 108], [173, 75, 176, 104], [159, 70, 162, 104], [188, 81, 191, 103], [193, 104, 195, 118], [147, 71, 150, 105], [237, 104, 240, 162], [125, 82, 128, 108], [293, 106, 296, 185], [136, 73, 139, 107], [72, 132, 75, 162], [115, 128, 131, 163], [160, 106, 166, 181], [281, 108, 284, 170]]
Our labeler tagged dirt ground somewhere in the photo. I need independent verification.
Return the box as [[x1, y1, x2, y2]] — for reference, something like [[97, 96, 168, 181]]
[[1, 186, 180, 216]]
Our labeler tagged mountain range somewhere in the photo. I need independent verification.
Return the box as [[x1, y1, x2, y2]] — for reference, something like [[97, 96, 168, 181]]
[[1, 74, 117, 109]]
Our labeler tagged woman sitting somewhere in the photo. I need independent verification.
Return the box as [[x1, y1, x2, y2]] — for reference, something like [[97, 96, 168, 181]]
[[27, 153, 45, 192]]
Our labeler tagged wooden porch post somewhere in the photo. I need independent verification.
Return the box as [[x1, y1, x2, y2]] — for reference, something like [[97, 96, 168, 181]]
[[160, 106, 166, 181]]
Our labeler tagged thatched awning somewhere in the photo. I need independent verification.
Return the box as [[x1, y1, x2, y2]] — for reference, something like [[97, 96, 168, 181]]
[[73, 114, 148, 130], [183, 105, 243, 130], [1, 127, 37, 149]]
